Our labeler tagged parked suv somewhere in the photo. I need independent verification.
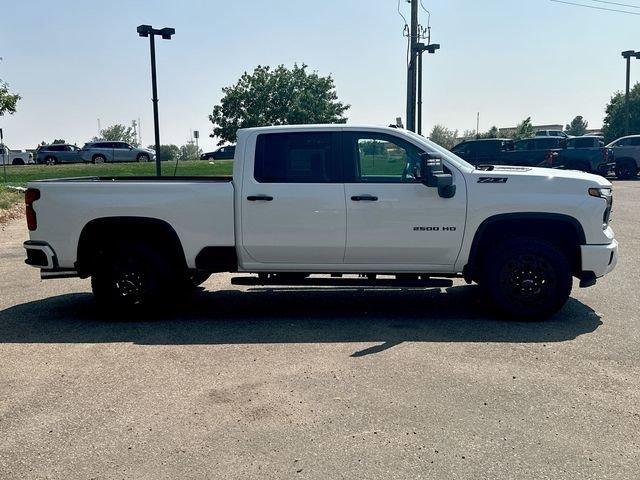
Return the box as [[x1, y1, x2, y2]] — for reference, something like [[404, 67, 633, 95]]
[[607, 135, 640, 179], [80, 141, 155, 163], [450, 139, 514, 165], [200, 145, 236, 160], [36, 144, 83, 165]]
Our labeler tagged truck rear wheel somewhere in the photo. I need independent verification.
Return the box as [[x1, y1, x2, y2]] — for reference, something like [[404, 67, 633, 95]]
[[91, 244, 173, 310], [615, 159, 637, 179], [481, 237, 572, 320]]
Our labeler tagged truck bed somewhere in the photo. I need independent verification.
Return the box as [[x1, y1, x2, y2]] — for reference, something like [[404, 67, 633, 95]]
[[28, 176, 235, 270]]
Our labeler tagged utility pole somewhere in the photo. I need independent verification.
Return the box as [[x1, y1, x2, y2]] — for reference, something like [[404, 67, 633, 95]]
[[405, 0, 419, 132]]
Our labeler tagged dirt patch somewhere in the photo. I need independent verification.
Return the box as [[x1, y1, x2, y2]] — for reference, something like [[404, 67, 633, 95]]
[[0, 202, 23, 225]]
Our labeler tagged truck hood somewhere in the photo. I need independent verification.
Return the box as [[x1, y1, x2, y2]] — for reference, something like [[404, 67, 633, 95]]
[[472, 166, 611, 187]]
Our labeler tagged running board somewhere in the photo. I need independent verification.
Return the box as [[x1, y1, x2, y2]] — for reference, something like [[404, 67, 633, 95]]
[[231, 276, 453, 288]]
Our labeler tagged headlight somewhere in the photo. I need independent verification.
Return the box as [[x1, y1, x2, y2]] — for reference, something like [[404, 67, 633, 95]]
[[588, 187, 613, 228]]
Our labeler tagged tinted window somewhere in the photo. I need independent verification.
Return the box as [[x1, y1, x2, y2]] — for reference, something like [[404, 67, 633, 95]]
[[345, 132, 422, 183], [628, 137, 640, 146], [254, 132, 339, 183], [572, 137, 595, 149]]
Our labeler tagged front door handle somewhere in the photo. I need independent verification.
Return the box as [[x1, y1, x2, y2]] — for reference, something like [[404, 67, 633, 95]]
[[351, 195, 378, 201], [247, 195, 274, 201]]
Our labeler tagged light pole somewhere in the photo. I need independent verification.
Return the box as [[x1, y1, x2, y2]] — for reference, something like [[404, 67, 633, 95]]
[[416, 42, 440, 135], [621, 50, 640, 136], [137, 24, 175, 176]]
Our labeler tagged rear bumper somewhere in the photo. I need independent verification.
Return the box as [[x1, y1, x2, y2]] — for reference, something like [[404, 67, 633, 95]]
[[581, 239, 618, 280], [23, 241, 79, 279], [24, 240, 57, 269]]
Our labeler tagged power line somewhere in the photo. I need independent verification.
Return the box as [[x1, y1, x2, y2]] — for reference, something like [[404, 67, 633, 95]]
[[550, 0, 640, 15], [590, 0, 640, 9]]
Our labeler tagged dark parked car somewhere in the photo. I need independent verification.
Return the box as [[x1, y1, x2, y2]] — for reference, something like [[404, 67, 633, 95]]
[[36, 144, 83, 165], [450, 138, 559, 167], [451, 137, 612, 174], [559, 136, 613, 175], [200, 145, 235, 160], [449, 138, 514, 166]]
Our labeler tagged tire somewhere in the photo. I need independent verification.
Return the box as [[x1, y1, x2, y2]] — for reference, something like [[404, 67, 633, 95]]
[[92, 154, 106, 164], [45, 156, 57, 166], [137, 153, 150, 162], [480, 237, 572, 320], [615, 159, 637, 179], [91, 243, 174, 311], [12, 159, 25, 166]]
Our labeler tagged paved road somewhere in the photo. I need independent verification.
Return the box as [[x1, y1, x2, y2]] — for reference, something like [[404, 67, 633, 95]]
[[1, 182, 639, 479]]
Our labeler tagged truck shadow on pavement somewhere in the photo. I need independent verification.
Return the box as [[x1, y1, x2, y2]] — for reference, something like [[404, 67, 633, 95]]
[[0, 285, 602, 357]]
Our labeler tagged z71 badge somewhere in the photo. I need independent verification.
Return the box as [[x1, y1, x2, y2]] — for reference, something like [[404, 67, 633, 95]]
[[478, 177, 508, 183]]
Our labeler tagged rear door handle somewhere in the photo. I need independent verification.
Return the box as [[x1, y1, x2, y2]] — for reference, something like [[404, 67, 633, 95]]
[[351, 195, 378, 201], [247, 195, 274, 201]]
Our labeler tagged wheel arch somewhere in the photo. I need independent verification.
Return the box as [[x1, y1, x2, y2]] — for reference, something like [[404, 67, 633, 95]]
[[76, 216, 187, 277], [464, 213, 586, 281]]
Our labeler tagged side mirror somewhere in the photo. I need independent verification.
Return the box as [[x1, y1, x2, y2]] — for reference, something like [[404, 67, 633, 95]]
[[420, 153, 456, 198]]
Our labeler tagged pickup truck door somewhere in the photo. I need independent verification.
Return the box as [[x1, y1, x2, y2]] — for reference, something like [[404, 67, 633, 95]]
[[342, 131, 466, 266], [240, 131, 346, 264]]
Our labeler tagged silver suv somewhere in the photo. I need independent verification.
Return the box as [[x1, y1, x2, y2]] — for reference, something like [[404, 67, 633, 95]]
[[80, 141, 155, 163], [607, 135, 640, 179]]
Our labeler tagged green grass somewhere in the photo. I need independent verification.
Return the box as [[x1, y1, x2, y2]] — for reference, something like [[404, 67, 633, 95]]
[[0, 160, 234, 211], [0, 186, 23, 211]]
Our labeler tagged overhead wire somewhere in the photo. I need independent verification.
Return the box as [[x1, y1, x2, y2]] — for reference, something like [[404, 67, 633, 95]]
[[550, 0, 640, 15]]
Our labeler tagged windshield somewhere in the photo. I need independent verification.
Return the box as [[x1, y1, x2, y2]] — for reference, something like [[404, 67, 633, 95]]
[[402, 130, 474, 171]]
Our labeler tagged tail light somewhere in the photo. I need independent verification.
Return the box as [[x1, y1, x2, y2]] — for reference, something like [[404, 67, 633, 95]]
[[603, 148, 609, 161], [25, 188, 40, 231]]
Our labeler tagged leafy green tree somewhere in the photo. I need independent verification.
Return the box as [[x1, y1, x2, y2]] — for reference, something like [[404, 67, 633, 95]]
[[0, 80, 20, 116], [565, 116, 588, 136], [178, 143, 202, 161], [147, 144, 179, 162], [602, 83, 640, 143], [359, 140, 386, 156], [479, 126, 500, 139], [209, 64, 350, 144], [96, 124, 138, 146], [512, 117, 535, 140], [428, 124, 459, 150]]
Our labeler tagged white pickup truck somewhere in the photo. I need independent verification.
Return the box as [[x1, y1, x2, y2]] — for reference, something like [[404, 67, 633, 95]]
[[23, 125, 618, 319], [1, 145, 34, 165]]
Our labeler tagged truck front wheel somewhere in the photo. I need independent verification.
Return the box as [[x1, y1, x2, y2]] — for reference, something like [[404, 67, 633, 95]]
[[481, 237, 572, 320], [91, 244, 173, 310]]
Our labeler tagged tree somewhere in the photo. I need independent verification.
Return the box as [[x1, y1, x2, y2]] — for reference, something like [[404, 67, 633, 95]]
[[428, 124, 459, 150], [147, 144, 179, 162], [178, 143, 202, 161], [602, 83, 640, 143], [0, 80, 20, 117], [209, 64, 350, 144], [512, 117, 535, 140], [96, 124, 138, 146], [565, 116, 588, 136], [479, 126, 500, 139]]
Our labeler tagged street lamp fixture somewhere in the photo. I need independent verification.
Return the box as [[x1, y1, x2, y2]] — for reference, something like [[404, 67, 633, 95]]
[[137, 24, 175, 176], [621, 50, 640, 136]]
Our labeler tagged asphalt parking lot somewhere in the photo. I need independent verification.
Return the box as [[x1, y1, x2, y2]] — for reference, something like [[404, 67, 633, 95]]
[[1, 181, 639, 479]]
